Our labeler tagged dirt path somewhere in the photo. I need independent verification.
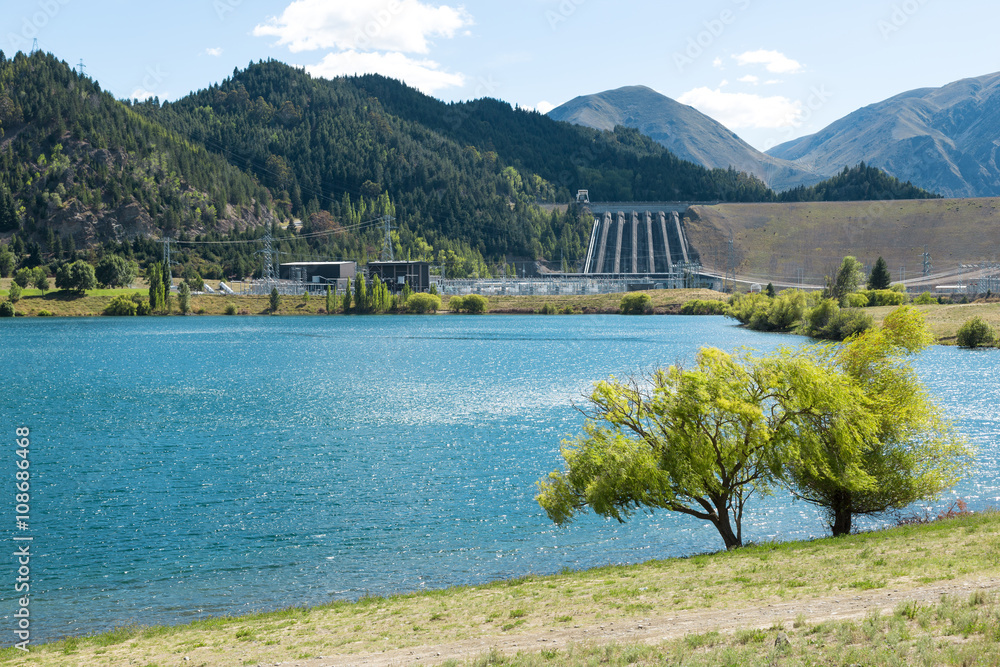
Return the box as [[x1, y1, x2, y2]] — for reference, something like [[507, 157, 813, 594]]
[[288, 576, 1000, 667]]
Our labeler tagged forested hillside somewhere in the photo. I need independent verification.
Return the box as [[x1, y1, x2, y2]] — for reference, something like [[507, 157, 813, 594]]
[[0, 52, 944, 282], [778, 163, 939, 202]]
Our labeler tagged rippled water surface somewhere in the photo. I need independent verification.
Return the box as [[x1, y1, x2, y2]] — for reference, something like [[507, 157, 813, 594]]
[[1, 315, 997, 641]]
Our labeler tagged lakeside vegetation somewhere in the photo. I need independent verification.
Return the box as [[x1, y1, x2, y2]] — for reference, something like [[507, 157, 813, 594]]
[[3, 509, 997, 666]]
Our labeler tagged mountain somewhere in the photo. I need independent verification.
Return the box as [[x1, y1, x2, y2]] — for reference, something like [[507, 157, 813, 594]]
[[547, 85, 824, 192], [767, 72, 1000, 198]]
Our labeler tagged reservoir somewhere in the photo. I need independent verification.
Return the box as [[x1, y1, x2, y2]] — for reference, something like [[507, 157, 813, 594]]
[[1, 315, 996, 642]]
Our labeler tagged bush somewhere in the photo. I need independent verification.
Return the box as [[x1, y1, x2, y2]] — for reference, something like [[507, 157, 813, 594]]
[[560, 306, 575, 314], [727, 293, 772, 325], [538, 303, 558, 314], [680, 299, 728, 315], [37, 310, 52, 317], [225, 303, 238, 315], [914, 292, 936, 305], [450, 294, 489, 313], [132, 294, 152, 316], [956, 316, 997, 349], [407, 292, 441, 314], [844, 292, 869, 308], [8, 281, 21, 303], [0, 301, 14, 317], [862, 289, 907, 307], [620, 292, 652, 315], [104, 294, 139, 316]]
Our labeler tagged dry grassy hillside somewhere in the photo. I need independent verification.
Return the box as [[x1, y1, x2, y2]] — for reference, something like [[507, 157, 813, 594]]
[[686, 198, 1000, 285]]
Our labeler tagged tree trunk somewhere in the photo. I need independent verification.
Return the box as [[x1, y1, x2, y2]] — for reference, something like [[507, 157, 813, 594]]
[[830, 491, 853, 537], [712, 515, 742, 550]]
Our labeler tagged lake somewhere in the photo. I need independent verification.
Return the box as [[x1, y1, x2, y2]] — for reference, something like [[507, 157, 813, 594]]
[[1, 315, 997, 642]]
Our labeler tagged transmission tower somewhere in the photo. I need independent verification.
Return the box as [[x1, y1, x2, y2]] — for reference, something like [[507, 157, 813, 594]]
[[30, 39, 39, 55], [922, 245, 932, 277], [76, 59, 86, 77], [725, 236, 736, 292], [379, 215, 396, 262], [162, 237, 173, 284]]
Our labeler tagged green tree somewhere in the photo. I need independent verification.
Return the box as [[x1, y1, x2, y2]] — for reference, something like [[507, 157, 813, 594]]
[[765, 282, 776, 298], [406, 292, 441, 314], [620, 292, 652, 315], [325, 284, 334, 314], [8, 281, 21, 303], [956, 316, 997, 349], [786, 307, 972, 536], [270, 287, 280, 313], [146, 263, 164, 312], [13, 267, 32, 289], [32, 266, 48, 293], [867, 256, 892, 290], [96, 255, 139, 288], [161, 262, 173, 313], [178, 281, 191, 314], [354, 274, 367, 314], [0, 246, 14, 278], [68, 261, 97, 293], [341, 288, 352, 314], [537, 347, 861, 550], [831, 256, 865, 305], [0, 301, 14, 317], [104, 294, 139, 316]]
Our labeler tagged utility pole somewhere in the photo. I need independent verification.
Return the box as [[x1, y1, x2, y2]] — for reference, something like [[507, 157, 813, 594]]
[[162, 237, 172, 286], [922, 245, 932, 277], [379, 215, 396, 262]]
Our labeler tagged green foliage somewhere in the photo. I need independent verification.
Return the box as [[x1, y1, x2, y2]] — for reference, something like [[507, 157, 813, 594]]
[[844, 292, 869, 308], [325, 284, 334, 314], [104, 294, 139, 316], [787, 307, 973, 535], [224, 303, 238, 315], [32, 266, 48, 292], [538, 303, 558, 314], [914, 292, 937, 305], [55, 260, 97, 293], [406, 292, 441, 314], [269, 287, 280, 313], [537, 347, 873, 550], [146, 262, 165, 311], [680, 299, 729, 315], [95, 254, 138, 288], [0, 301, 14, 317], [0, 245, 13, 277], [801, 299, 874, 341], [619, 292, 652, 315], [13, 267, 32, 289], [831, 256, 864, 305], [956, 316, 997, 349], [862, 289, 907, 307], [178, 281, 191, 314], [727, 290, 807, 332], [7, 281, 21, 303], [779, 163, 940, 202], [765, 282, 776, 298], [868, 256, 893, 290], [450, 294, 489, 314]]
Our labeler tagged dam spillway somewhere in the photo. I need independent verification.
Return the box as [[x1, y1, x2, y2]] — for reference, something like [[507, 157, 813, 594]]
[[582, 202, 700, 275]]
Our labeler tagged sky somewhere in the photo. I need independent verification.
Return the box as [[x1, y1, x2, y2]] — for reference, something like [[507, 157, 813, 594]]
[[4, 0, 999, 151]]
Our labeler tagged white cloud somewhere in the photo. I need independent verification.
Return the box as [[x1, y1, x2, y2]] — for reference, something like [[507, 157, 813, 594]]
[[677, 87, 803, 129], [205, 47, 223, 57], [733, 49, 803, 74], [712, 57, 724, 69], [765, 79, 782, 85], [254, 0, 473, 54], [738, 75, 759, 85], [307, 50, 464, 94], [719, 79, 729, 87], [535, 100, 555, 114]]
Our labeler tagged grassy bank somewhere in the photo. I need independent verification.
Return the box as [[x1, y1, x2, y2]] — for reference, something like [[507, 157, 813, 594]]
[[5, 511, 998, 666]]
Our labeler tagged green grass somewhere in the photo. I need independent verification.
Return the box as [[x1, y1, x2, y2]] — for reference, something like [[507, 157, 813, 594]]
[[4, 511, 998, 666]]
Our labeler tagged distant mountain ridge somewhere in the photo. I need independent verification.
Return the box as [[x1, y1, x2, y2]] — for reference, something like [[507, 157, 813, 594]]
[[547, 85, 825, 192], [767, 72, 1000, 198]]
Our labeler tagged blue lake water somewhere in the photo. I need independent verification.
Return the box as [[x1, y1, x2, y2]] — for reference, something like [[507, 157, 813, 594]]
[[1, 315, 997, 642]]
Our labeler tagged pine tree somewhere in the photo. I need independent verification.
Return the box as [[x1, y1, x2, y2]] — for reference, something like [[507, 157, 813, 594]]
[[868, 256, 892, 290]]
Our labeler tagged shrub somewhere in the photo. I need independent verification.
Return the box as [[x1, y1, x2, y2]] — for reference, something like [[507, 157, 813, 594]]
[[36, 310, 52, 317], [862, 289, 907, 307], [0, 301, 14, 317], [844, 292, 869, 308], [450, 294, 489, 313], [956, 316, 997, 349], [620, 292, 652, 314], [225, 303, 238, 315], [560, 306, 575, 314], [823, 309, 874, 340], [8, 281, 21, 303], [680, 299, 728, 315], [538, 303, 558, 314], [407, 292, 441, 314], [131, 294, 152, 316], [914, 292, 937, 305], [726, 292, 772, 325], [104, 294, 138, 316]]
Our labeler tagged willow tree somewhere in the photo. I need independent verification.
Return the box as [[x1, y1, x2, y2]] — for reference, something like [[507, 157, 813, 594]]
[[536, 347, 872, 550], [786, 306, 973, 536]]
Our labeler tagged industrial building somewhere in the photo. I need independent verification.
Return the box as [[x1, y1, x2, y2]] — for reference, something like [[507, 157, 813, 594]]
[[367, 261, 431, 293], [278, 261, 357, 290]]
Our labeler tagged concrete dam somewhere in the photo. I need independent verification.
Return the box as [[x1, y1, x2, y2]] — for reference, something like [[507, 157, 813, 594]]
[[581, 202, 705, 275]]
